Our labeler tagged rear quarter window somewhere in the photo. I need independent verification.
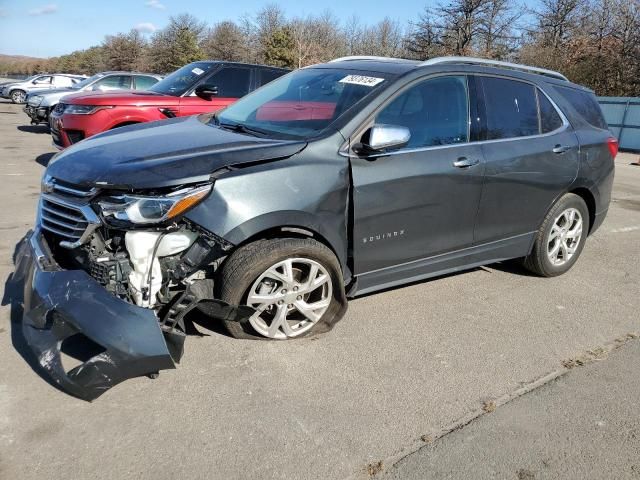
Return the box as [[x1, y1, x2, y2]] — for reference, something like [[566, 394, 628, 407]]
[[479, 77, 539, 139], [554, 86, 607, 130]]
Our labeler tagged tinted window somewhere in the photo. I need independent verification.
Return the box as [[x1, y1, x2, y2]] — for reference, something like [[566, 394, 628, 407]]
[[538, 90, 563, 133], [555, 86, 607, 130], [94, 75, 132, 90], [375, 76, 469, 148], [481, 77, 538, 139], [258, 69, 286, 87], [134, 75, 159, 91], [150, 62, 217, 96], [207, 67, 251, 98]]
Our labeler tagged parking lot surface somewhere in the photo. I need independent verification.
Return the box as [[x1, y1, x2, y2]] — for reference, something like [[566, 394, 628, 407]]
[[0, 98, 639, 479]]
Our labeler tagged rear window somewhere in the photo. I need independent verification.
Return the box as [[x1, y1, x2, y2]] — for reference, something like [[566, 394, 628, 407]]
[[480, 77, 539, 139], [555, 86, 607, 130]]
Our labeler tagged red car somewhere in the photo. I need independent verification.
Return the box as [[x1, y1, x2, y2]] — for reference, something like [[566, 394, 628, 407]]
[[49, 61, 288, 149]]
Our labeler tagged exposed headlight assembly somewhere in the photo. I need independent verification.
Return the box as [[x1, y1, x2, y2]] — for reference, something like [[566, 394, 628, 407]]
[[98, 184, 212, 225], [65, 104, 114, 115], [28, 95, 43, 106]]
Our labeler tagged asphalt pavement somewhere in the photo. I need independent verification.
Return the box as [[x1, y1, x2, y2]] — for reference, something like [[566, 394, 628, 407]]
[[0, 98, 638, 479]]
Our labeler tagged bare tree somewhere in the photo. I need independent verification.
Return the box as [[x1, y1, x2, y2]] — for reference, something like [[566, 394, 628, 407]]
[[202, 21, 249, 61]]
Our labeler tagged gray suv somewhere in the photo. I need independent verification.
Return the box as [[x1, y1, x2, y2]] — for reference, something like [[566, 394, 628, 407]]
[[16, 56, 616, 400], [24, 71, 161, 124]]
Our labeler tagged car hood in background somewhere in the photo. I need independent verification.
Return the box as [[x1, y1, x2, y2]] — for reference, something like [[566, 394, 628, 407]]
[[46, 115, 307, 189], [60, 90, 178, 107]]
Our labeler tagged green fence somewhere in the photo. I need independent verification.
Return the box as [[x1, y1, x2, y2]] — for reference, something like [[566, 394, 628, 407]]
[[598, 97, 640, 152]]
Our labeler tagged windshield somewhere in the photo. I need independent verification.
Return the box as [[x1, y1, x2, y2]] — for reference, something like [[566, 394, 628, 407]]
[[71, 74, 103, 90], [214, 68, 391, 139], [149, 62, 217, 96]]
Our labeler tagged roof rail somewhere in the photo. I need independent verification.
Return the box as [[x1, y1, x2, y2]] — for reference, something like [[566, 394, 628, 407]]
[[328, 56, 409, 63], [419, 56, 569, 81]]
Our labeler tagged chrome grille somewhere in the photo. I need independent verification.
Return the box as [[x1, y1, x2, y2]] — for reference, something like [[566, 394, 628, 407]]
[[40, 197, 89, 241], [38, 179, 101, 249]]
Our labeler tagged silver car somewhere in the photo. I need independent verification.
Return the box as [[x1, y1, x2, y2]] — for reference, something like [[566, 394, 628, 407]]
[[1, 74, 86, 104], [24, 71, 162, 124]]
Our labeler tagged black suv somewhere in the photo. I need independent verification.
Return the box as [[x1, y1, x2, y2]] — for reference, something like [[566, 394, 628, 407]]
[[17, 56, 616, 399]]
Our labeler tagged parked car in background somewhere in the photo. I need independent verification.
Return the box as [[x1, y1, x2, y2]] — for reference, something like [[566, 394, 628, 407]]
[[49, 61, 288, 148], [19, 56, 615, 399], [1, 74, 86, 104], [24, 71, 162, 125]]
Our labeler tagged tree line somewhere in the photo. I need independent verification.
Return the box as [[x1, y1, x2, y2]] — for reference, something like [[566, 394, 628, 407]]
[[1, 0, 638, 96]]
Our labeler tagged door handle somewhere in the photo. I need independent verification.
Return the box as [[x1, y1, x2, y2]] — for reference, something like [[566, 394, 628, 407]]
[[453, 157, 480, 168], [552, 144, 571, 154]]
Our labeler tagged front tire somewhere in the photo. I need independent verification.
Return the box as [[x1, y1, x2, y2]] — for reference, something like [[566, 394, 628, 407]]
[[218, 238, 346, 340], [11, 90, 26, 104], [523, 193, 590, 277]]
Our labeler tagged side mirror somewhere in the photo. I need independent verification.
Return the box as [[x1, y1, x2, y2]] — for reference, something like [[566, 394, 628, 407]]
[[357, 124, 411, 154], [195, 84, 218, 100]]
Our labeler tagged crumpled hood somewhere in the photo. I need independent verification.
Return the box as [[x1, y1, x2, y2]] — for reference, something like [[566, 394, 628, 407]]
[[46, 115, 307, 189]]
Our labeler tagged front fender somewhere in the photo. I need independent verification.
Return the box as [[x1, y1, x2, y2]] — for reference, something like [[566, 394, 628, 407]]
[[185, 155, 350, 276]]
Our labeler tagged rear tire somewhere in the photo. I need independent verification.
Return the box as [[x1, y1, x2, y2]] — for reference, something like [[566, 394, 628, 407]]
[[218, 238, 346, 340], [523, 193, 590, 277]]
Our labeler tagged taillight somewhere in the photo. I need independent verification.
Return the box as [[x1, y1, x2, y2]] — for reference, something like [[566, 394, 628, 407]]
[[607, 137, 619, 159]]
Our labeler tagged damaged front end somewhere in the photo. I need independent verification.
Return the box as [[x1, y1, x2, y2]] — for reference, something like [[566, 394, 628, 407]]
[[17, 177, 253, 401]]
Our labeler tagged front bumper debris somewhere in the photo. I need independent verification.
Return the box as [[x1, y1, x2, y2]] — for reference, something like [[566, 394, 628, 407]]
[[15, 229, 176, 401], [24, 105, 50, 123], [14, 229, 257, 401]]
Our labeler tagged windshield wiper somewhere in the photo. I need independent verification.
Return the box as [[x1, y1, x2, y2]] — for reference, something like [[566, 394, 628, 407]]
[[218, 121, 268, 138]]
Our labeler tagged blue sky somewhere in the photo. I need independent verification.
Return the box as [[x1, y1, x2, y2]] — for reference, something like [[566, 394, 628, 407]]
[[0, 0, 433, 58]]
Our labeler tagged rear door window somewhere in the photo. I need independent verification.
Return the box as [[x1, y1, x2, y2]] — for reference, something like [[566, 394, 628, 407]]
[[93, 75, 132, 91], [206, 67, 251, 98], [258, 69, 286, 88], [375, 75, 469, 148], [538, 90, 564, 133], [479, 77, 539, 139], [554, 86, 607, 130], [134, 75, 159, 90], [33, 76, 52, 85], [53, 76, 74, 87]]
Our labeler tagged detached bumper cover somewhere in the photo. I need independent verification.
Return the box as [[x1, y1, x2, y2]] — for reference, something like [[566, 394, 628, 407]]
[[16, 229, 176, 401], [24, 105, 49, 123]]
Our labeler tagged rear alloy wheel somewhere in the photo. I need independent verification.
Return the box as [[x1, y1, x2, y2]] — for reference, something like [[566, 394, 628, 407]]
[[11, 90, 26, 104], [218, 238, 345, 339], [523, 193, 590, 277]]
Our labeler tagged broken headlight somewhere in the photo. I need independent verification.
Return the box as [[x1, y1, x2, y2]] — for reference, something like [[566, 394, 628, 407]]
[[98, 184, 211, 225]]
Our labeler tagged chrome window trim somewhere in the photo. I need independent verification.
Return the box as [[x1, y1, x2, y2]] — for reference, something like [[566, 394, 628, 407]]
[[340, 72, 570, 159]]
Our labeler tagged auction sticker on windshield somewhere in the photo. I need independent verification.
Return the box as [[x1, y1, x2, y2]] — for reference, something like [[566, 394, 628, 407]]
[[339, 75, 384, 87], [192, 67, 205, 75]]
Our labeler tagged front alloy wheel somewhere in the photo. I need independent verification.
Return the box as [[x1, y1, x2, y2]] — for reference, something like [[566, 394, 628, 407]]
[[217, 237, 346, 339], [247, 258, 332, 339], [11, 90, 26, 104]]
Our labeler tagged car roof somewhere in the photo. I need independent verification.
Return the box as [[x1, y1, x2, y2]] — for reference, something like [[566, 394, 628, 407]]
[[187, 60, 290, 71], [313, 56, 591, 91]]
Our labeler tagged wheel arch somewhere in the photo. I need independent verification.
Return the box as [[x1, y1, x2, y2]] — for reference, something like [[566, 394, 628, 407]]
[[569, 186, 596, 234], [110, 121, 141, 130], [221, 212, 350, 282]]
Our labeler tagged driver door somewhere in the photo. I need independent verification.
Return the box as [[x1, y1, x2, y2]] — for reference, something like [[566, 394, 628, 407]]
[[179, 65, 252, 116], [350, 75, 485, 289]]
